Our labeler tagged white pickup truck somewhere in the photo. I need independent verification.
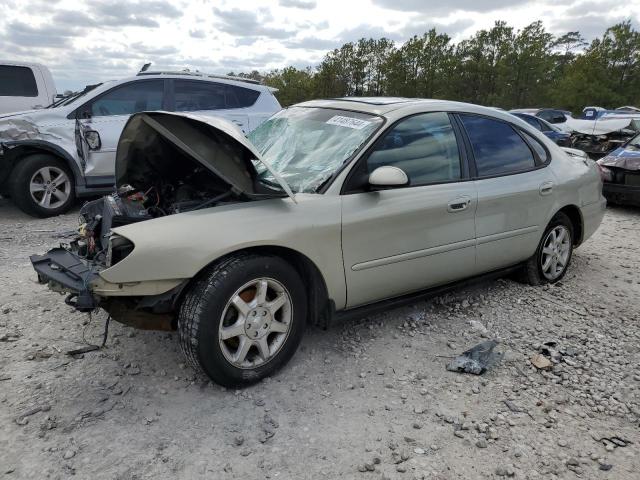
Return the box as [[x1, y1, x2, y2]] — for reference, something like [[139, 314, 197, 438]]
[[0, 61, 57, 114]]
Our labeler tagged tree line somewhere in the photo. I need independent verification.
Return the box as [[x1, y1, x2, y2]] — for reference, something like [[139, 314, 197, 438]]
[[229, 20, 640, 113]]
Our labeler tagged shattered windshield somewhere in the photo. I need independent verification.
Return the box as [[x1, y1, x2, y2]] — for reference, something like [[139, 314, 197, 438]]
[[248, 107, 383, 193]]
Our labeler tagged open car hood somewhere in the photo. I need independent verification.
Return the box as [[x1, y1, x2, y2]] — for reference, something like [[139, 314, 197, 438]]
[[115, 111, 295, 201]]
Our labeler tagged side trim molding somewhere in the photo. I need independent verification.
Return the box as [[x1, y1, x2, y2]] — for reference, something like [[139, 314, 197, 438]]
[[351, 238, 476, 271], [350, 225, 539, 272], [476, 225, 538, 245]]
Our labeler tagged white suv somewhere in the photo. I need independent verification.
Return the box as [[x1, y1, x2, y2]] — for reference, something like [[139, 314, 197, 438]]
[[0, 71, 281, 217]]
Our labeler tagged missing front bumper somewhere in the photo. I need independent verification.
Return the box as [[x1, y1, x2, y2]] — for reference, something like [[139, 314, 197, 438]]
[[30, 247, 186, 329], [30, 247, 100, 311]]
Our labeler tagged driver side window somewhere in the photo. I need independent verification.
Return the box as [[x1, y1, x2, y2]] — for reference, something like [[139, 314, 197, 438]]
[[88, 80, 164, 117], [367, 112, 461, 186]]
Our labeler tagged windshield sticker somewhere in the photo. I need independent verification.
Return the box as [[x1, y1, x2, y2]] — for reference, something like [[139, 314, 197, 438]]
[[326, 115, 372, 130]]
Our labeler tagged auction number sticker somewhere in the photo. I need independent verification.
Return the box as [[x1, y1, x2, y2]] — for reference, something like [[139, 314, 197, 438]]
[[326, 115, 371, 129]]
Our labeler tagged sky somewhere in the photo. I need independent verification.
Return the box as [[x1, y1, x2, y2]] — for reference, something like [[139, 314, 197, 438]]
[[0, 0, 638, 92]]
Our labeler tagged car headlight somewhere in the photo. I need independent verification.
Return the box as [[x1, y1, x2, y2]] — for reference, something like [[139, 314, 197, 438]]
[[106, 233, 134, 267], [596, 161, 613, 182]]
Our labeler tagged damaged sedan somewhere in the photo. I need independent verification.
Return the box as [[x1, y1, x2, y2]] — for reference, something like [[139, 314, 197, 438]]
[[597, 132, 640, 206], [31, 99, 606, 386]]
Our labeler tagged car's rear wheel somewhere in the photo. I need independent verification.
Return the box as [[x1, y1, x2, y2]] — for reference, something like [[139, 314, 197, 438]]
[[10, 154, 76, 217], [178, 254, 307, 387], [521, 212, 574, 285]]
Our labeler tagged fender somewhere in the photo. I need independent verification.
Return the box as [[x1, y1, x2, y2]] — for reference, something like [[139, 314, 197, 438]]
[[0, 139, 85, 187]]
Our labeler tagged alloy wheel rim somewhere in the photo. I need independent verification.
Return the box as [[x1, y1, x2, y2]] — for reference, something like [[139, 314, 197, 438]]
[[540, 225, 571, 281], [29, 167, 71, 209], [218, 277, 293, 369]]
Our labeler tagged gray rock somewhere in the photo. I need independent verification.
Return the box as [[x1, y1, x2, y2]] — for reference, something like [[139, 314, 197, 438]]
[[62, 449, 76, 460]]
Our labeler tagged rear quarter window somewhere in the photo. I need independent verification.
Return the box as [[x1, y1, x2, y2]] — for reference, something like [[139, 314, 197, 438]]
[[227, 85, 260, 108], [0, 65, 38, 97], [460, 114, 536, 176]]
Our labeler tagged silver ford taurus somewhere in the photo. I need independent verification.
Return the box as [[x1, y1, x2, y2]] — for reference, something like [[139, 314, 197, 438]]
[[31, 98, 606, 386]]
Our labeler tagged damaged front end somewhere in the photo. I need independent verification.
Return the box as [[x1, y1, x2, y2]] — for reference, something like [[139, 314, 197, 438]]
[[597, 140, 640, 206], [30, 111, 292, 330], [566, 117, 639, 160]]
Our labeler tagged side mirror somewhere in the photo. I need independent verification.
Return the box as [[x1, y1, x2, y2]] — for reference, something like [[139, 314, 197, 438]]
[[368, 166, 409, 188], [85, 130, 101, 150]]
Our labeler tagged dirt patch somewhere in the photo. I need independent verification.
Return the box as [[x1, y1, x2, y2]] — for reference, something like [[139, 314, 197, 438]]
[[1, 198, 639, 479]]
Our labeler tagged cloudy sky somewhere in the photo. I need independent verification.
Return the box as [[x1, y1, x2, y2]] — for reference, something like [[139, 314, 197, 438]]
[[0, 0, 637, 92]]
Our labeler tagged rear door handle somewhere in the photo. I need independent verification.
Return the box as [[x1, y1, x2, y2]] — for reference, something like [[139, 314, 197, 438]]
[[447, 196, 472, 212], [539, 181, 554, 196]]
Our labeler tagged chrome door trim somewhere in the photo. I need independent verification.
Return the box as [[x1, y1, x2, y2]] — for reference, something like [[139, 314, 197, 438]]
[[351, 238, 476, 271], [475, 225, 539, 246]]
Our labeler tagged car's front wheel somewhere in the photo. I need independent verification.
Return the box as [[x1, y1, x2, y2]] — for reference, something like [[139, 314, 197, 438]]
[[521, 212, 574, 285], [178, 254, 307, 387], [10, 154, 76, 217]]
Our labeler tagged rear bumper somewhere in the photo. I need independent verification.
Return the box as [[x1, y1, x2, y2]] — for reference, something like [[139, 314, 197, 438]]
[[580, 197, 606, 245], [602, 182, 640, 207], [30, 247, 100, 311]]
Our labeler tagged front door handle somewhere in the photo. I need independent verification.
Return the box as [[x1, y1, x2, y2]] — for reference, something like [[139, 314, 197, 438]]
[[447, 196, 472, 212], [539, 181, 554, 196]]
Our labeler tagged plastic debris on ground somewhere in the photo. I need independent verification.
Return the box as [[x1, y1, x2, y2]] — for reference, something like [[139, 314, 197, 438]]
[[446, 340, 502, 375]]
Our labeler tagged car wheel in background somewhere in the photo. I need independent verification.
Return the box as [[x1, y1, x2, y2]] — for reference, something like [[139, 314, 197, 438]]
[[178, 253, 307, 387], [10, 154, 76, 217], [520, 212, 574, 285]]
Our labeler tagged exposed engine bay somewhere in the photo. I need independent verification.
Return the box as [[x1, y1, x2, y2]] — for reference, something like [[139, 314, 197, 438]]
[[70, 111, 285, 266], [74, 171, 235, 265]]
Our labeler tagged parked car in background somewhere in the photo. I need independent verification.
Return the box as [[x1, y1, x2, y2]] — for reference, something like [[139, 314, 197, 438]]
[[0, 61, 57, 114], [510, 112, 571, 146], [510, 108, 574, 133], [0, 70, 281, 217], [597, 132, 640, 206], [30, 98, 605, 386]]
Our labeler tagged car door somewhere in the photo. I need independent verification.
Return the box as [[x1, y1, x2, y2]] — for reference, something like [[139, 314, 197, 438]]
[[76, 79, 165, 183], [341, 112, 477, 308], [457, 114, 556, 273], [172, 80, 250, 133]]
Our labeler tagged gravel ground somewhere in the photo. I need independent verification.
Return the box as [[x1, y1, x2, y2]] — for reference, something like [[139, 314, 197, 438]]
[[1, 197, 639, 480]]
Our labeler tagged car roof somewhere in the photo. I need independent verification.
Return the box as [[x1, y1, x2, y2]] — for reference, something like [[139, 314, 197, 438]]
[[295, 97, 505, 117], [82, 73, 271, 95], [131, 73, 271, 91], [0, 59, 47, 68]]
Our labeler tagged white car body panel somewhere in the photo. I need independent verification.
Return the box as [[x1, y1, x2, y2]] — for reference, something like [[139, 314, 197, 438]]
[[0, 61, 57, 114]]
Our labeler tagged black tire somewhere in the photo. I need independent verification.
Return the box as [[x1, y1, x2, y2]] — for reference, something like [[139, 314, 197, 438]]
[[10, 154, 76, 217], [520, 212, 574, 285], [178, 253, 307, 387]]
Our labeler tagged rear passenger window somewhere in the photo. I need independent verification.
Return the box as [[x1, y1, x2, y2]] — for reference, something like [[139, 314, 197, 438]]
[[174, 80, 227, 111], [0, 65, 38, 97], [173, 81, 261, 111], [367, 112, 461, 185], [228, 85, 260, 108], [460, 115, 535, 176]]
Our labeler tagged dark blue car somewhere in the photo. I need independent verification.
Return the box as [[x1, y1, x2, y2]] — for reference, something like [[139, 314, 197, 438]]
[[511, 112, 572, 146]]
